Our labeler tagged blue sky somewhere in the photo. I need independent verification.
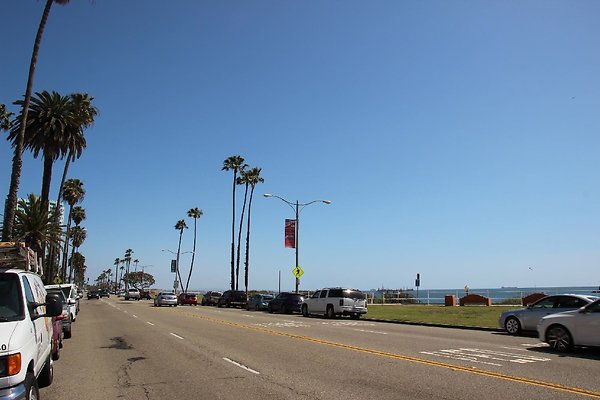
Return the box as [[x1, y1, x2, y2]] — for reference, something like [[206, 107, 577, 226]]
[[1, 1, 599, 291]]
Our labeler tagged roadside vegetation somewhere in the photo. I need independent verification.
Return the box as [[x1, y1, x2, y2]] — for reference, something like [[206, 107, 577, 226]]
[[366, 305, 522, 329]]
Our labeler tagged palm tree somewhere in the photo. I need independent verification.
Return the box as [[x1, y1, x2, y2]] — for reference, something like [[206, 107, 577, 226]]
[[8, 91, 78, 214], [3, 0, 71, 241], [185, 208, 203, 293], [71, 206, 86, 226], [243, 167, 264, 294], [0, 104, 12, 132], [174, 220, 188, 293], [235, 171, 251, 290], [119, 264, 125, 290], [46, 92, 96, 275], [71, 252, 85, 285], [222, 155, 247, 290], [114, 257, 120, 290], [13, 193, 62, 261], [124, 249, 133, 290], [68, 226, 86, 282], [59, 178, 84, 283]]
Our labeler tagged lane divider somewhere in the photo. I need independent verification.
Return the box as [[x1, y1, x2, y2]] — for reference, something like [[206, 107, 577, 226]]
[[223, 357, 260, 375], [178, 310, 600, 399]]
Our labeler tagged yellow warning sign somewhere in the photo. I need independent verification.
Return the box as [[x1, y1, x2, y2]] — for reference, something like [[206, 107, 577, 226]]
[[292, 266, 304, 278]]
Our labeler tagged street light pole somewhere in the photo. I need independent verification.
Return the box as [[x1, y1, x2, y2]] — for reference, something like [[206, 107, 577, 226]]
[[264, 194, 332, 294], [162, 249, 194, 294]]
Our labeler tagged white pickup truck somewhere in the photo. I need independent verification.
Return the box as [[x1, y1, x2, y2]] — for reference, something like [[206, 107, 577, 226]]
[[0, 267, 63, 400]]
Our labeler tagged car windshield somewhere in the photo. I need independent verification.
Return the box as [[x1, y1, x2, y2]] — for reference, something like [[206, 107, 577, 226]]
[[343, 290, 365, 300], [0, 274, 24, 321]]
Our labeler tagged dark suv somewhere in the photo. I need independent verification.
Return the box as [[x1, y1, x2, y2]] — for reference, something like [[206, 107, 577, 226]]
[[217, 290, 248, 308], [268, 292, 305, 314]]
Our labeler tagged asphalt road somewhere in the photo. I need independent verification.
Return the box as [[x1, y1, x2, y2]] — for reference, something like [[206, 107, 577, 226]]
[[41, 297, 600, 400]]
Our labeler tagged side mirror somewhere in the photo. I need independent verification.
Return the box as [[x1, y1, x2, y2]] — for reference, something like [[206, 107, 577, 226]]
[[44, 293, 63, 318], [67, 298, 76, 305]]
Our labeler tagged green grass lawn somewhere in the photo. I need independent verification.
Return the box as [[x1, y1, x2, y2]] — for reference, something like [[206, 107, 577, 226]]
[[366, 304, 522, 329]]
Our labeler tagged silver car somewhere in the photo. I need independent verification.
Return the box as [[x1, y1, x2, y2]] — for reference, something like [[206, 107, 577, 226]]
[[538, 298, 600, 351], [499, 294, 598, 335], [154, 292, 177, 307]]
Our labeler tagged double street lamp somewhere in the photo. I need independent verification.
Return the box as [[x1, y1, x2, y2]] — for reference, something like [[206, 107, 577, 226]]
[[263, 193, 332, 293], [162, 249, 194, 293]]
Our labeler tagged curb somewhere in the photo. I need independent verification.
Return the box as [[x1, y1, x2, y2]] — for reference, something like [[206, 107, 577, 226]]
[[362, 317, 503, 332]]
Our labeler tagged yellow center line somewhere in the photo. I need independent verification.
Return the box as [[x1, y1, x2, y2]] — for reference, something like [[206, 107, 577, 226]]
[[180, 310, 600, 399]]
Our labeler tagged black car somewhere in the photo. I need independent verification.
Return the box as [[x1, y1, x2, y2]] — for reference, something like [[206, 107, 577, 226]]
[[87, 290, 100, 300], [99, 289, 110, 298], [217, 290, 248, 308], [268, 292, 305, 314]]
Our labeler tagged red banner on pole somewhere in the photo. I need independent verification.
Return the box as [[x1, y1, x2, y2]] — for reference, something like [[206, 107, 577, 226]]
[[285, 219, 296, 248]]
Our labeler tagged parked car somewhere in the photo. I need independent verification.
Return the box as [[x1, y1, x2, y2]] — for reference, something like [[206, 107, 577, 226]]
[[201, 291, 222, 306], [268, 292, 305, 314], [0, 267, 63, 398], [46, 288, 73, 339], [247, 293, 274, 311], [125, 288, 141, 301], [50, 312, 64, 361], [217, 290, 248, 308], [178, 293, 198, 306], [302, 288, 368, 319], [87, 290, 100, 299], [46, 283, 79, 321], [99, 289, 110, 298], [499, 294, 599, 335], [154, 292, 177, 307], [538, 298, 600, 351]]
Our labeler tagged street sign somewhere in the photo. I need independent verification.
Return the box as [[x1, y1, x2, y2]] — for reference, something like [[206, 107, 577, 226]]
[[173, 279, 179, 290], [170, 260, 176, 273], [292, 266, 304, 278]]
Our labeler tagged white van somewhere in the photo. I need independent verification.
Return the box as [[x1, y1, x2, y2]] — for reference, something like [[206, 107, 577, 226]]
[[0, 268, 63, 399], [45, 283, 78, 322]]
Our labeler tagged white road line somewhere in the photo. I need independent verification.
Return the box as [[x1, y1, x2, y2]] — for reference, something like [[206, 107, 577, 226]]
[[146, 322, 155, 326], [223, 358, 260, 375], [132, 315, 138, 319], [354, 329, 388, 335], [170, 333, 184, 340]]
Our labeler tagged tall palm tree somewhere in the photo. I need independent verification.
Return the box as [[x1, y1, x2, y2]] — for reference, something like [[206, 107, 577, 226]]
[[71, 252, 85, 286], [114, 257, 120, 290], [67, 226, 86, 282], [235, 171, 251, 290], [185, 208, 203, 293], [222, 155, 246, 290], [8, 91, 79, 214], [119, 264, 125, 290], [244, 167, 264, 294], [13, 193, 62, 262], [174, 220, 187, 293], [48, 92, 97, 274], [59, 178, 84, 283], [124, 249, 133, 290], [71, 206, 86, 226], [3, 0, 71, 241]]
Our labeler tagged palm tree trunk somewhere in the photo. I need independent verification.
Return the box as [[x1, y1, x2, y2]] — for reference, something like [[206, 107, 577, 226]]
[[61, 206, 73, 281], [2, 0, 54, 241], [38, 154, 54, 267], [176, 229, 184, 292], [244, 185, 256, 295], [230, 171, 238, 291], [235, 183, 249, 290], [185, 218, 197, 293], [47, 153, 72, 282]]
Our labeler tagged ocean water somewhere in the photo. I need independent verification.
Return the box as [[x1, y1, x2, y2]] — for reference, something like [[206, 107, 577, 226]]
[[367, 286, 600, 305]]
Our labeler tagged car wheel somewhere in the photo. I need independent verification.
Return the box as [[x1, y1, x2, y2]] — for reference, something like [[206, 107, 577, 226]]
[[255, 303, 261, 311], [38, 356, 53, 388], [23, 372, 39, 400], [64, 325, 72, 339], [546, 325, 573, 352], [268, 304, 273, 313], [326, 305, 335, 319], [283, 305, 289, 314], [302, 305, 309, 317], [350, 313, 360, 320], [504, 317, 522, 335]]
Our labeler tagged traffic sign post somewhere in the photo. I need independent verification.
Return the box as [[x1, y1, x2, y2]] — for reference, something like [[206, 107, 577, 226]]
[[292, 266, 304, 278]]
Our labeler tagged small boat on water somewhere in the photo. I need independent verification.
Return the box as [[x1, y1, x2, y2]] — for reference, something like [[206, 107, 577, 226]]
[[593, 286, 600, 294]]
